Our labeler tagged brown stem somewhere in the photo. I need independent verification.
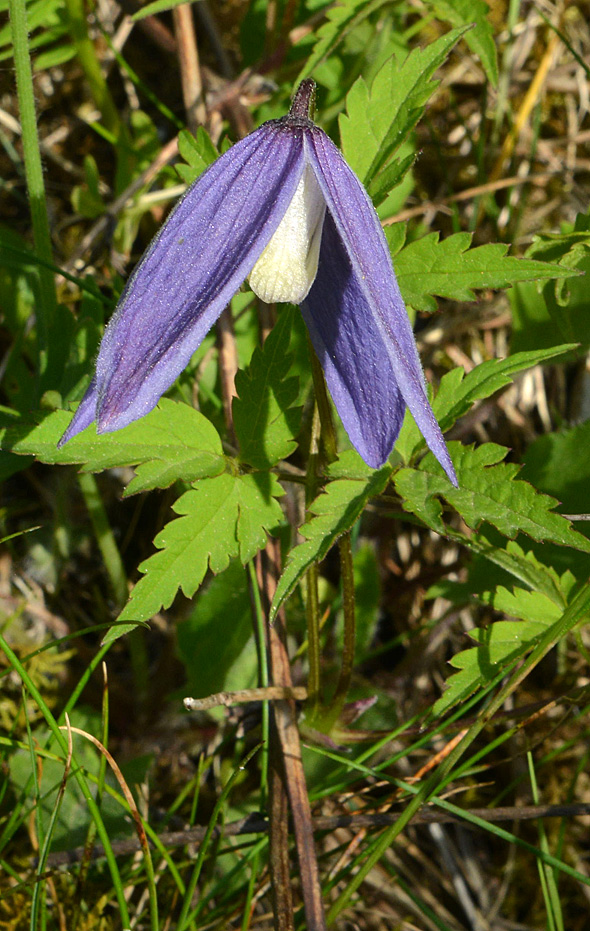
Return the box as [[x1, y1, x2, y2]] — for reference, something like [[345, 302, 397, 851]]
[[173, 4, 206, 132], [262, 540, 327, 931]]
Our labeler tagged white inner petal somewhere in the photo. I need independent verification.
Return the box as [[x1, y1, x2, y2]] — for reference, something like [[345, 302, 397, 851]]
[[249, 163, 326, 304]]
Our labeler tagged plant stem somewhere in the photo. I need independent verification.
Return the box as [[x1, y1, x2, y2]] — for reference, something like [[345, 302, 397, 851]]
[[64, 0, 120, 134], [307, 338, 357, 726], [304, 399, 323, 717], [308, 338, 338, 465], [329, 532, 356, 720], [77, 471, 149, 713], [77, 471, 127, 606], [8, 0, 57, 379]]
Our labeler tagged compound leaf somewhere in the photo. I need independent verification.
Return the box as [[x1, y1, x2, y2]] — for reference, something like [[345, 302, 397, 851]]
[[108, 471, 284, 642], [395, 345, 577, 465], [393, 231, 579, 314], [394, 442, 590, 552], [0, 400, 226, 493]]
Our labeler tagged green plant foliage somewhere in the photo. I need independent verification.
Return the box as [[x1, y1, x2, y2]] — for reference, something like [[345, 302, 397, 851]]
[[270, 452, 391, 621], [395, 345, 578, 465], [0, 0, 72, 64], [394, 442, 590, 551], [0, 400, 226, 492], [352, 542, 381, 659], [297, 0, 394, 82], [433, 571, 582, 716], [7, 710, 153, 849], [510, 221, 590, 352], [110, 471, 284, 640], [177, 560, 258, 700], [176, 126, 219, 185], [339, 29, 466, 196], [233, 307, 302, 469], [430, 0, 498, 85], [392, 230, 579, 313], [131, 0, 202, 21], [434, 614, 547, 716], [521, 420, 590, 516]]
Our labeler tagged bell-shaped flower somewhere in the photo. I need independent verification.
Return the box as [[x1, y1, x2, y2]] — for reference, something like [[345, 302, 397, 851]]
[[60, 80, 457, 486]]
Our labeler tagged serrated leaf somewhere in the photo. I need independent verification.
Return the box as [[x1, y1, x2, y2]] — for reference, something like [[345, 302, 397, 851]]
[[270, 451, 391, 622], [107, 472, 284, 641], [394, 231, 578, 314], [394, 442, 590, 553], [339, 29, 466, 190], [433, 616, 546, 716], [431, 0, 498, 85], [460, 538, 568, 605], [233, 307, 301, 469], [395, 344, 577, 465], [434, 576, 585, 716], [366, 152, 416, 206], [0, 400, 226, 492], [296, 0, 392, 82], [176, 127, 219, 185], [481, 585, 564, 622]]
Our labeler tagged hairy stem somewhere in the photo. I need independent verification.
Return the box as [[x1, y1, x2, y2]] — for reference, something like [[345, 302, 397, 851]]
[[8, 0, 57, 379]]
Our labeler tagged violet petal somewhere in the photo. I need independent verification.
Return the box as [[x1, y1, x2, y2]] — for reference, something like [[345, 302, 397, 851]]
[[304, 129, 458, 485], [61, 122, 306, 443]]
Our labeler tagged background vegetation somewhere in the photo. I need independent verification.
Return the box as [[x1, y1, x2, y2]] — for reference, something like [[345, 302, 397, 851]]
[[1, 0, 590, 928]]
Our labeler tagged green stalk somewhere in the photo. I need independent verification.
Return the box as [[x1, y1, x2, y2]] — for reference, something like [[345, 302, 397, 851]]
[[0, 633, 131, 927], [77, 471, 150, 712], [77, 471, 127, 606], [64, 0, 120, 134], [8, 0, 57, 377], [304, 399, 323, 718], [248, 560, 269, 800], [308, 340, 338, 465], [327, 579, 590, 922]]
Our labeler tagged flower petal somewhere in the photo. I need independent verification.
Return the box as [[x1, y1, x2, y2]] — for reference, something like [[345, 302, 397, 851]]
[[300, 212, 406, 468], [58, 378, 98, 446], [62, 122, 306, 443], [304, 129, 457, 485]]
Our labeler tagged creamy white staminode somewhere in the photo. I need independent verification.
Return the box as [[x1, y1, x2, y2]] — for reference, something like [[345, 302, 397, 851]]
[[249, 163, 326, 304]]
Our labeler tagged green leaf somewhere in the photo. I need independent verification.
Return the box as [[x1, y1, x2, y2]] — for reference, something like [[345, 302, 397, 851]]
[[457, 538, 568, 605], [395, 344, 578, 465], [339, 28, 467, 189], [479, 586, 564, 623], [109, 472, 284, 640], [296, 0, 393, 83], [431, 0, 498, 85], [394, 442, 590, 552], [521, 420, 590, 516], [176, 127, 219, 185], [233, 307, 301, 469], [0, 400, 226, 493], [434, 577, 590, 715], [270, 451, 391, 622], [177, 560, 257, 700], [433, 615, 547, 716], [393, 231, 579, 314], [131, 0, 202, 20], [366, 152, 416, 207]]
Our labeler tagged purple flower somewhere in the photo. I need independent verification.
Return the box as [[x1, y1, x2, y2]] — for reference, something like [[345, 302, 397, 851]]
[[60, 81, 457, 485]]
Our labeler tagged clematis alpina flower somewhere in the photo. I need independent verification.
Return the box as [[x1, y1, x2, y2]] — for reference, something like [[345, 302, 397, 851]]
[[60, 80, 457, 485]]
